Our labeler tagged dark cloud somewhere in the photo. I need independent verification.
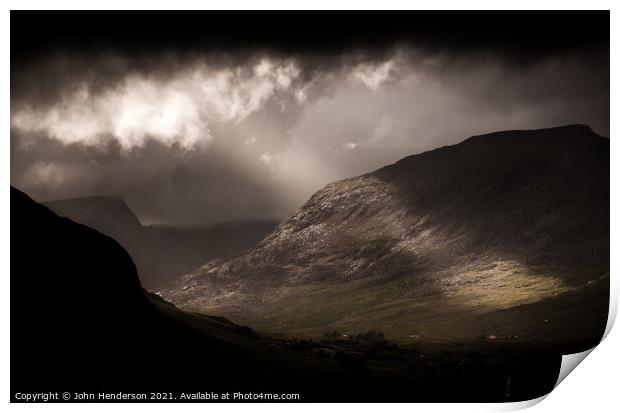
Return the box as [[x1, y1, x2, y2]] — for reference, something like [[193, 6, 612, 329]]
[[10, 11, 609, 226], [11, 11, 609, 61]]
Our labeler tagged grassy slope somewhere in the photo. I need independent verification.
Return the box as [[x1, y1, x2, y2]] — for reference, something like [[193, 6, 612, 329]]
[[180, 271, 607, 345]]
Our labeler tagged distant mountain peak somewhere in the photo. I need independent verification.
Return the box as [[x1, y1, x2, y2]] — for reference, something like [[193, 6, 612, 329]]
[[44, 194, 142, 227], [42, 194, 279, 289]]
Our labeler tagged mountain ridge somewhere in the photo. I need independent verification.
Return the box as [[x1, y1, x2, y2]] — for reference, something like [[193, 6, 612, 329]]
[[161, 125, 609, 342]]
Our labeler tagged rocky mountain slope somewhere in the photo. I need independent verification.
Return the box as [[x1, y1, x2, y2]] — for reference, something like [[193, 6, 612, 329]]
[[161, 125, 609, 343], [44, 196, 277, 288]]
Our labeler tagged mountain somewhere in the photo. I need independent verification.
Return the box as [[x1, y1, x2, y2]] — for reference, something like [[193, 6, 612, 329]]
[[44, 195, 143, 231], [43, 196, 277, 289], [161, 125, 609, 344], [11, 186, 567, 402]]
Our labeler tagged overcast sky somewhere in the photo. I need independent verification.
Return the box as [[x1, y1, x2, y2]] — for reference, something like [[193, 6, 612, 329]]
[[10, 11, 609, 226]]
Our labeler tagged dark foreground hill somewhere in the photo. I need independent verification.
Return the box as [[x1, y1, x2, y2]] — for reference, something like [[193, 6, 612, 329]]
[[11, 187, 329, 399], [11, 186, 570, 402], [161, 125, 609, 344], [43, 196, 277, 289]]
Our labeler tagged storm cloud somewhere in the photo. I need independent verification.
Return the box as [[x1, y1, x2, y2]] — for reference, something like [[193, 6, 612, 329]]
[[10, 12, 609, 226]]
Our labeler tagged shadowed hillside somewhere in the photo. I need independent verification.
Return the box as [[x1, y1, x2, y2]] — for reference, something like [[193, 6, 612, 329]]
[[44, 196, 277, 289], [161, 125, 609, 344], [10, 187, 336, 399]]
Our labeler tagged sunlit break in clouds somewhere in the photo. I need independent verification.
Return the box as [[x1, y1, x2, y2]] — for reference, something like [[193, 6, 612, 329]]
[[11, 58, 307, 151]]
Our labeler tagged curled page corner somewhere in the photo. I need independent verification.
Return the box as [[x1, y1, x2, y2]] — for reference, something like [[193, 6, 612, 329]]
[[554, 348, 595, 389], [499, 394, 549, 411], [494, 347, 597, 411], [553, 274, 616, 390], [603, 271, 618, 339]]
